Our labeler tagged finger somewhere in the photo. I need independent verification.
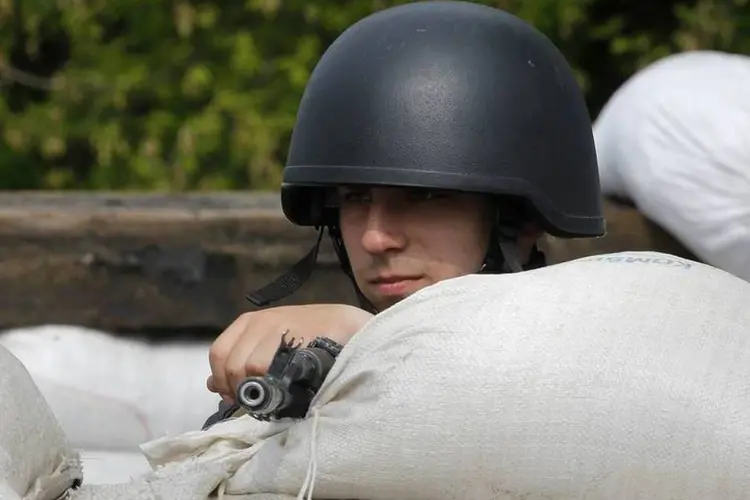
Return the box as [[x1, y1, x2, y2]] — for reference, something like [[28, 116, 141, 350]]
[[206, 375, 218, 393], [209, 314, 253, 397], [224, 328, 269, 396], [206, 375, 234, 402], [242, 331, 289, 379]]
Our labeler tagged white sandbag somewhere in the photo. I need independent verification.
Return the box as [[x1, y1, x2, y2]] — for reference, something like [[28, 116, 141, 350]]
[[73, 251, 750, 500], [0, 344, 82, 500], [0, 325, 218, 452], [593, 50, 750, 281], [78, 450, 152, 485]]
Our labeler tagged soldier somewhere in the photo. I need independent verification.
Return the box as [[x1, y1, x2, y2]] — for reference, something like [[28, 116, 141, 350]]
[[204, 0, 605, 424]]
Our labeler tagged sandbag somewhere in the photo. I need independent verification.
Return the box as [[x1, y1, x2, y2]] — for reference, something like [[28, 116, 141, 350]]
[[77, 450, 152, 485], [0, 344, 82, 500], [593, 50, 750, 282], [72, 251, 750, 500], [0, 325, 218, 452]]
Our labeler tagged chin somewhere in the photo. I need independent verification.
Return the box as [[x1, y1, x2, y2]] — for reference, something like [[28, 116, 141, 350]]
[[366, 292, 409, 313], [359, 278, 429, 312]]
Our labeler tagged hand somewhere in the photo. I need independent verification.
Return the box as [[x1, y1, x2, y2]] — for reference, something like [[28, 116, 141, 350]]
[[207, 304, 373, 404]]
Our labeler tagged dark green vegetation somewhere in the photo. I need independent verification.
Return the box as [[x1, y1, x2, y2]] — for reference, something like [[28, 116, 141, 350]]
[[1, 0, 747, 190]]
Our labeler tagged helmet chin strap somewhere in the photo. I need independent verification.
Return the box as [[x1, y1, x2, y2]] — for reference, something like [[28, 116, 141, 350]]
[[328, 225, 379, 313], [498, 241, 524, 273], [245, 225, 380, 313], [245, 227, 325, 307]]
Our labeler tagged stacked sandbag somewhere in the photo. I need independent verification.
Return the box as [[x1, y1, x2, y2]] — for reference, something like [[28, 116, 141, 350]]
[[593, 50, 750, 282], [60, 251, 750, 500], [0, 325, 218, 484], [0, 344, 82, 500]]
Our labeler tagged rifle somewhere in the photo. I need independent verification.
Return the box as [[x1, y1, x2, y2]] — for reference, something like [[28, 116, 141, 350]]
[[236, 331, 343, 421]]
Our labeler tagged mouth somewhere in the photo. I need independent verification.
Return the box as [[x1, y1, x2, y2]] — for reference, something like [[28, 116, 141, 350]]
[[370, 274, 422, 284], [368, 275, 423, 296]]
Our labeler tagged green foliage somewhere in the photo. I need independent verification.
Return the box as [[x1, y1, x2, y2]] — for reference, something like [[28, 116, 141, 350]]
[[0, 0, 748, 191]]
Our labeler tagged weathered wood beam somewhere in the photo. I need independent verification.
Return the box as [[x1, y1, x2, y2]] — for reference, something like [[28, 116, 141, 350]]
[[0, 192, 355, 333], [0, 192, 695, 333]]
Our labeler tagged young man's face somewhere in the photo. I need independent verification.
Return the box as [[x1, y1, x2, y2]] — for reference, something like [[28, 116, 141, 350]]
[[338, 185, 495, 311]]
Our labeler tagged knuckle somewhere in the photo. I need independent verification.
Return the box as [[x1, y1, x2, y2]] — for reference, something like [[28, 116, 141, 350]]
[[208, 346, 227, 365], [226, 363, 247, 380], [245, 361, 266, 375]]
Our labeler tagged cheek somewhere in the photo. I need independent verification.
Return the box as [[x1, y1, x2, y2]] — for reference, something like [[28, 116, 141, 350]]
[[338, 215, 366, 265], [418, 226, 488, 278], [338, 209, 358, 245]]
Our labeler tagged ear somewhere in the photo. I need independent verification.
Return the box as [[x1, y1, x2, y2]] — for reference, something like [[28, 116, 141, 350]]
[[519, 221, 543, 241]]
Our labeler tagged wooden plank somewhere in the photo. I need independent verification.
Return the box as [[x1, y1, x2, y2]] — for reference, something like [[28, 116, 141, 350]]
[[0, 192, 696, 333], [0, 192, 358, 333]]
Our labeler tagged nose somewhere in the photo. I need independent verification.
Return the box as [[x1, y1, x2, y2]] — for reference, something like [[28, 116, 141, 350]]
[[360, 202, 406, 255]]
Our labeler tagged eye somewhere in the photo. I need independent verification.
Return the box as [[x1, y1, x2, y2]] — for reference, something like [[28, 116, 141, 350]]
[[340, 188, 371, 204], [407, 189, 447, 202]]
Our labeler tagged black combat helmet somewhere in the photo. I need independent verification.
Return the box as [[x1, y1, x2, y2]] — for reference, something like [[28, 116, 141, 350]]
[[249, 1, 605, 309]]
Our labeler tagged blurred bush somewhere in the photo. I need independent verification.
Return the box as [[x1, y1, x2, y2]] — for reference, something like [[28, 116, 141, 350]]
[[0, 0, 747, 190]]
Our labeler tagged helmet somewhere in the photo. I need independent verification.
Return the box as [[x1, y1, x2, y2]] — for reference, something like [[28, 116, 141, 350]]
[[249, 1, 605, 308], [281, 0, 605, 238]]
